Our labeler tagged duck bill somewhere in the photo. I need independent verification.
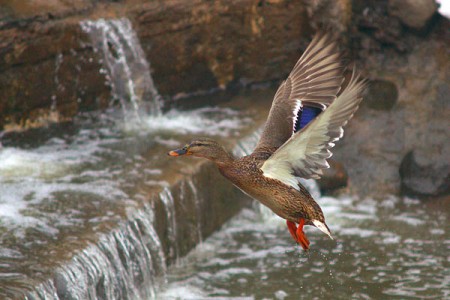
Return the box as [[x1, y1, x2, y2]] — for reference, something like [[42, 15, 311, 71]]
[[168, 148, 190, 156]]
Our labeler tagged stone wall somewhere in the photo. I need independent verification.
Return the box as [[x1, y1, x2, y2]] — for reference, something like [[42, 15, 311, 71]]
[[0, 0, 310, 131]]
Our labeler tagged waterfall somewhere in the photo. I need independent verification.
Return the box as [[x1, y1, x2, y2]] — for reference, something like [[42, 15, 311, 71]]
[[25, 205, 167, 300], [187, 179, 203, 242], [159, 188, 179, 262], [80, 18, 163, 119], [18, 126, 263, 299]]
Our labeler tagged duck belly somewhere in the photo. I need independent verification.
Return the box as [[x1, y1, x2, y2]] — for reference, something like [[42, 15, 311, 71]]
[[218, 162, 320, 222], [232, 178, 311, 222]]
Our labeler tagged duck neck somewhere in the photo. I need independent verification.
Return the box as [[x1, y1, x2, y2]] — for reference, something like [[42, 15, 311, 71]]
[[211, 148, 234, 167]]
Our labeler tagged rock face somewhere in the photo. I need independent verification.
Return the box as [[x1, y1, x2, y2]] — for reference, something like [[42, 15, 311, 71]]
[[362, 79, 398, 111], [304, 0, 352, 33], [389, 0, 438, 30], [132, 0, 308, 95], [331, 2, 449, 198], [0, 0, 310, 131], [399, 151, 449, 197], [0, 18, 111, 130]]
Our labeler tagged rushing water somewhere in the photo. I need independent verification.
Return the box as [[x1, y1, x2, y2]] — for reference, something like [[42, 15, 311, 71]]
[[157, 181, 450, 300], [0, 91, 269, 297], [0, 15, 272, 298], [80, 18, 163, 118]]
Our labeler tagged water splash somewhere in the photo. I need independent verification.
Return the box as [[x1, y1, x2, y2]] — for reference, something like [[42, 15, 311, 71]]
[[121, 107, 248, 136], [80, 18, 163, 119]]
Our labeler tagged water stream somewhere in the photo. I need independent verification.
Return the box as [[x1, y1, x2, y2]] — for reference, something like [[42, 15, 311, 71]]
[[157, 182, 450, 300], [80, 18, 163, 119], [0, 100, 260, 298]]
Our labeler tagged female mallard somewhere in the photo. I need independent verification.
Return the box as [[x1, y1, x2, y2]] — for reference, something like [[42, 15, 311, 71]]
[[168, 32, 366, 250]]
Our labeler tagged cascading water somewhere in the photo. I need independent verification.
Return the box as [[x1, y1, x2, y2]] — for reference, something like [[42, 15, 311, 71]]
[[187, 179, 203, 242], [159, 188, 179, 261], [0, 80, 262, 299], [25, 204, 167, 300], [80, 18, 163, 120]]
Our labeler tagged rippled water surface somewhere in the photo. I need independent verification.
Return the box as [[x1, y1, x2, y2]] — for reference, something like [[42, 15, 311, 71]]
[[157, 181, 450, 300]]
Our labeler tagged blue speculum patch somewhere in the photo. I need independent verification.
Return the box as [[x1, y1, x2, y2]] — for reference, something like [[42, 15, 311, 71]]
[[295, 106, 323, 132]]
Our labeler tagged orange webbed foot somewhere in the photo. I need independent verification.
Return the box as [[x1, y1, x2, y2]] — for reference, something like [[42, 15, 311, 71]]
[[286, 219, 310, 251]]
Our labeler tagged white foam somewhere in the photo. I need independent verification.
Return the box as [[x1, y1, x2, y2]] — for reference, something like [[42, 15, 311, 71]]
[[157, 284, 207, 300], [214, 267, 253, 279], [121, 107, 248, 137], [0, 148, 69, 179], [0, 140, 101, 180], [392, 214, 426, 226], [0, 168, 127, 238]]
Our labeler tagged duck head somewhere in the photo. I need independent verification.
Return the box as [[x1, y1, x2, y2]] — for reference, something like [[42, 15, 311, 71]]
[[168, 138, 232, 163]]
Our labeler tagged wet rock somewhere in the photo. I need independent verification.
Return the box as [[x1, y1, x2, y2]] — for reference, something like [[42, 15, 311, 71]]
[[317, 160, 348, 193], [354, 1, 407, 52], [133, 0, 310, 95], [363, 79, 398, 111], [399, 151, 449, 197], [334, 16, 450, 198], [0, 20, 111, 130], [0, 0, 311, 131], [388, 0, 438, 30], [304, 0, 352, 33], [0, 0, 94, 21]]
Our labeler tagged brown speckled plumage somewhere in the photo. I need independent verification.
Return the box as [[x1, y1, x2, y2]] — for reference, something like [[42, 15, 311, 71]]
[[168, 32, 366, 250], [218, 154, 324, 225]]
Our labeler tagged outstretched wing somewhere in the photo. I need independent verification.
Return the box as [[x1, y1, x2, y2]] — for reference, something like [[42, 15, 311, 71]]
[[260, 71, 366, 189], [253, 32, 345, 154]]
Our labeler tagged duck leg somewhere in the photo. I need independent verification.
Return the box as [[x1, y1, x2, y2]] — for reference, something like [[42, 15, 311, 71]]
[[296, 218, 310, 250], [286, 220, 298, 241], [286, 219, 310, 250]]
